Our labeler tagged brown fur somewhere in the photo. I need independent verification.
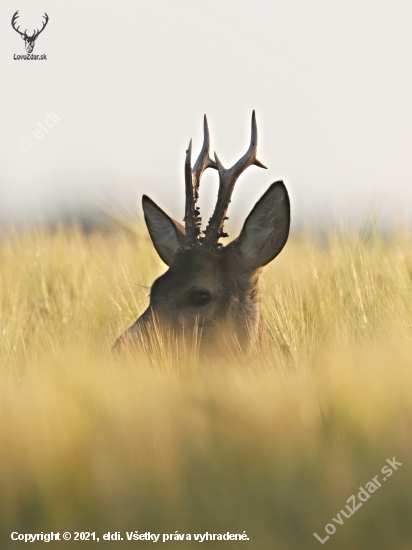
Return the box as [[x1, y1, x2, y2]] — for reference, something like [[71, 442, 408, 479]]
[[115, 245, 266, 355]]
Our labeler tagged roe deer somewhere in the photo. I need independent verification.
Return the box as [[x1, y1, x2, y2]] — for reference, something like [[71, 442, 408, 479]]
[[114, 112, 290, 355]]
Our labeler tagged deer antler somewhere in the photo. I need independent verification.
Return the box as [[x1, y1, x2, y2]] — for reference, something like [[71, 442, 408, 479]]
[[203, 111, 267, 248], [184, 115, 217, 245], [11, 11, 49, 40], [31, 13, 49, 40], [11, 11, 25, 37]]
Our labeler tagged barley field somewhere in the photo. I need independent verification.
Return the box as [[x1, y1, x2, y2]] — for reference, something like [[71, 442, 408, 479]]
[[0, 221, 411, 549]]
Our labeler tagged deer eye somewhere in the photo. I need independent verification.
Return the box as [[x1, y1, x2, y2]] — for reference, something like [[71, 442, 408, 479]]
[[188, 290, 211, 307]]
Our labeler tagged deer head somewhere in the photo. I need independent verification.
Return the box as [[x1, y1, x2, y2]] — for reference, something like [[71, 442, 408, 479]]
[[114, 112, 290, 356], [12, 11, 49, 54]]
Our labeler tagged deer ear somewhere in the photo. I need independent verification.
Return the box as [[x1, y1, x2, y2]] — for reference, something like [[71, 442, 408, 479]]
[[142, 196, 185, 266], [229, 181, 290, 270]]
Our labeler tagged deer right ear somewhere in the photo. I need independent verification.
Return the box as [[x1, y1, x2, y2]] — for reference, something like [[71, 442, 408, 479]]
[[142, 196, 186, 266], [228, 181, 290, 270]]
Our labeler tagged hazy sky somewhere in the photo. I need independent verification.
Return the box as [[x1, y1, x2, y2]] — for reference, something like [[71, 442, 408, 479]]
[[1, 0, 411, 230]]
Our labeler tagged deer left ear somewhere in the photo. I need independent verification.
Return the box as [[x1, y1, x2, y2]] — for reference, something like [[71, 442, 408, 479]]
[[142, 196, 186, 266], [228, 181, 290, 270]]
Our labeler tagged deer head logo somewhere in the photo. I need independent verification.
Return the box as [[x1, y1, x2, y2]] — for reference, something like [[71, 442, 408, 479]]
[[114, 112, 291, 356], [11, 11, 49, 53]]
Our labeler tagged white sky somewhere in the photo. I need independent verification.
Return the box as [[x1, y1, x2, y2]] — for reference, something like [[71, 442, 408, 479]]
[[1, 0, 411, 230]]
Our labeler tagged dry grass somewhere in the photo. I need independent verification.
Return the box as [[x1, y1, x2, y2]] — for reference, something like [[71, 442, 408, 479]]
[[0, 223, 412, 549]]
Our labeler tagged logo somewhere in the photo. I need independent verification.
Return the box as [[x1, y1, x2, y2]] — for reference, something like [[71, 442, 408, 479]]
[[11, 10, 48, 56]]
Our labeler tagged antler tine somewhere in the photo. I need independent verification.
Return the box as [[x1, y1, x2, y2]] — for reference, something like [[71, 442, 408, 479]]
[[11, 11, 25, 36], [184, 139, 197, 244], [192, 115, 218, 182], [203, 111, 267, 247], [41, 13, 49, 30], [184, 115, 218, 245], [32, 13, 49, 39]]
